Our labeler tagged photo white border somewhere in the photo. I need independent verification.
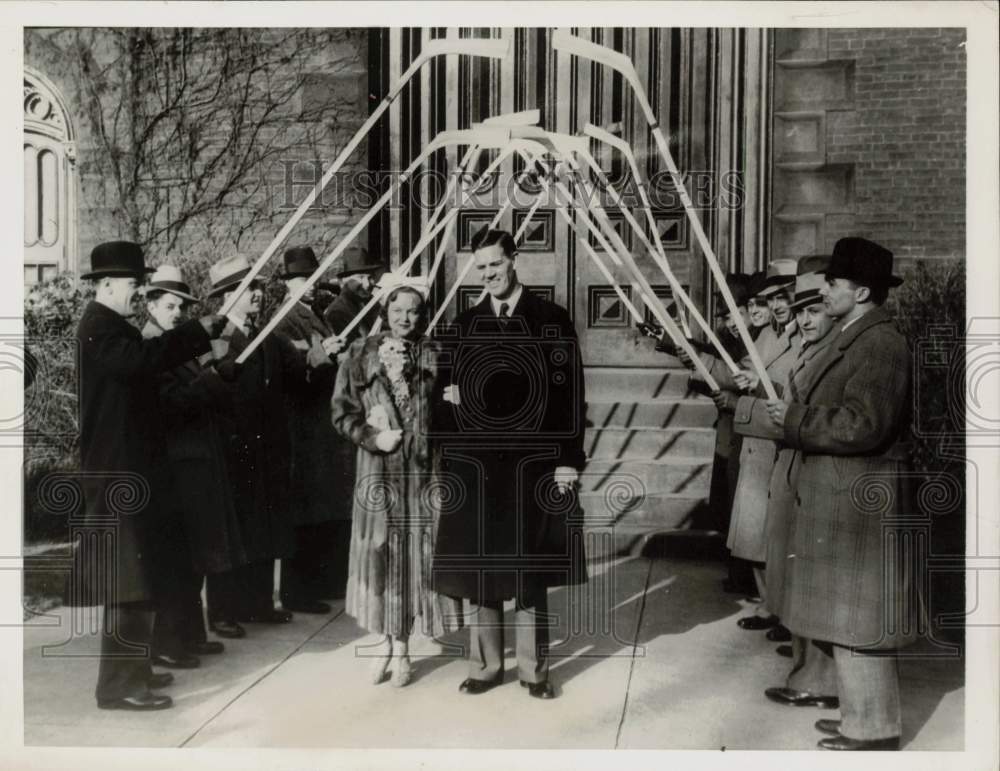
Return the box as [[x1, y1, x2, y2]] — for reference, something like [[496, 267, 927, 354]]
[[0, 3, 996, 770]]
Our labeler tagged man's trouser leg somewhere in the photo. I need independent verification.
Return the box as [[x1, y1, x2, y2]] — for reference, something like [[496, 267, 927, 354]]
[[95, 602, 154, 704], [280, 522, 334, 605], [206, 569, 245, 624], [467, 600, 504, 681], [786, 637, 839, 695], [833, 644, 901, 740], [250, 559, 277, 615], [514, 589, 550, 685]]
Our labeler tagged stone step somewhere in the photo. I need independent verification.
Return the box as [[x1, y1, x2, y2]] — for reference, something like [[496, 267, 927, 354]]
[[585, 426, 716, 461], [578, 491, 706, 529], [584, 367, 694, 401], [580, 458, 713, 496], [586, 399, 716, 430]]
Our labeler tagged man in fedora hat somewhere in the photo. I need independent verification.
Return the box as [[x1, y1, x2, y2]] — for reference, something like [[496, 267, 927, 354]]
[[140, 265, 248, 664], [202, 255, 312, 628], [73, 241, 227, 710], [761, 237, 914, 750], [273, 246, 350, 611], [323, 246, 385, 344]]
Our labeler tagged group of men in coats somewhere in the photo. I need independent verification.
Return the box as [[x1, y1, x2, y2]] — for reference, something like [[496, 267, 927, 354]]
[[72, 240, 382, 710], [669, 236, 915, 750], [68, 228, 913, 748]]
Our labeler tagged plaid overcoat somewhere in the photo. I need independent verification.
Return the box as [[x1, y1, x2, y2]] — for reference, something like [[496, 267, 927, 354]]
[[779, 306, 917, 649]]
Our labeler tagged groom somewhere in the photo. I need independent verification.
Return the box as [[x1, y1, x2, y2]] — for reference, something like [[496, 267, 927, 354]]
[[433, 228, 587, 700]]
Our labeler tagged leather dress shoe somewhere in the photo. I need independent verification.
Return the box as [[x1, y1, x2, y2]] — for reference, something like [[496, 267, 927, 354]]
[[151, 652, 200, 669], [815, 719, 842, 736], [764, 687, 839, 709], [458, 675, 503, 695], [766, 624, 791, 642], [241, 608, 293, 624], [281, 600, 331, 615], [98, 692, 173, 711], [209, 620, 246, 639], [738, 615, 779, 631], [776, 644, 793, 658], [520, 680, 556, 699], [147, 671, 174, 689], [819, 735, 899, 751], [188, 640, 225, 655]]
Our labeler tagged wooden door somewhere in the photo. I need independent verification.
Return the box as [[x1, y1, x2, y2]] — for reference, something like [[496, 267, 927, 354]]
[[371, 27, 771, 366]]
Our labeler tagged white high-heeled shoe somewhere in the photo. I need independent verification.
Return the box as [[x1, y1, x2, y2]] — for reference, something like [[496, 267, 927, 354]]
[[391, 655, 412, 688], [369, 639, 392, 685]]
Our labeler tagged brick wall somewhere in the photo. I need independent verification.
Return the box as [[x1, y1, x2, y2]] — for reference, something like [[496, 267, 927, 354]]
[[771, 28, 965, 266], [24, 28, 370, 292], [825, 28, 965, 262]]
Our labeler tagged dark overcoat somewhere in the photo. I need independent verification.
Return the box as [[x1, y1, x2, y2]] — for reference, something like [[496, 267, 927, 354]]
[[71, 301, 211, 606], [141, 321, 246, 576], [214, 322, 304, 563], [324, 283, 378, 345], [330, 333, 464, 637], [431, 289, 588, 604], [779, 306, 917, 649], [274, 302, 344, 525]]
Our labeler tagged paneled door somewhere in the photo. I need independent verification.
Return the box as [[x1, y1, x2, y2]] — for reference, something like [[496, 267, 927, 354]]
[[370, 27, 771, 366]]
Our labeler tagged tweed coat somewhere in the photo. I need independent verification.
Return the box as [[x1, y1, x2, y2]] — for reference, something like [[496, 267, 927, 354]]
[[71, 301, 211, 606], [141, 321, 246, 576], [213, 322, 304, 564], [431, 289, 588, 604], [331, 332, 463, 637], [734, 325, 838, 615], [726, 322, 802, 562], [274, 302, 345, 525], [779, 306, 916, 649]]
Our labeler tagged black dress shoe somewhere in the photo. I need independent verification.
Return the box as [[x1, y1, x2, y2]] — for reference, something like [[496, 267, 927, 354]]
[[209, 620, 246, 639], [241, 609, 293, 624], [147, 672, 174, 689], [520, 680, 556, 699], [766, 624, 792, 642], [151, 652, 200, 669], [815, 719, 842, 736], [737, 615, 779, 630], [819, 735, 899, 751], [776, 644, 793, 658], [98, 692, 173, 711], [188, 640, 225, 655], [281, 600, 331, 614], [458, 675, 503, 695], [765, 687, 839, 709]]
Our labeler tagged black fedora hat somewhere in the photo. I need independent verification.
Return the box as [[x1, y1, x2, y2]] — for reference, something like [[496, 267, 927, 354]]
[[80, 241, 154, 280], [788, 255, 831, 312], [336, 247, 384, 279], [281, 246, 320, 279], [825, 237, 903, 289]]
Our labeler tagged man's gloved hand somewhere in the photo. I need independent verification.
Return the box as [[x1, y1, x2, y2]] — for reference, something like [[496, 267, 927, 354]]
[[710, 389, 738, 413], [306, 332, 331, 369], [733, 369, 760, 393], [676, 346, 696, 370], [215, 358, 242, 382], [199, 314, 228, 339], [554, 466, 579, 494], [322, 335, 347, 358], [443, 384, 460, 405]]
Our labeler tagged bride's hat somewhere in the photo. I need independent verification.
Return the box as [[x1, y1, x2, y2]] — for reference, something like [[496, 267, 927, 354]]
[[376, 271, 431, 303]]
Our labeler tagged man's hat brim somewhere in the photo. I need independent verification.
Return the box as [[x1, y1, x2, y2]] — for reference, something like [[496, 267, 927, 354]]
[[144, 283, 200, 303], [824, 268, 904, 289], [206, 268, 255, 299], [337, 262, 385, 279], [80, 267, 155, 281]]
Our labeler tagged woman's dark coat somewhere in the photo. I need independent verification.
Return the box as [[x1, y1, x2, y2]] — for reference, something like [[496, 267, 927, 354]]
[[71, 301, 211, 606], [431, 289, 588, 604]]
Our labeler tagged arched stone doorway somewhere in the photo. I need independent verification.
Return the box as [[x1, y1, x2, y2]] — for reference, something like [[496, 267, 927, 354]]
[[24, 67, 78, 284]]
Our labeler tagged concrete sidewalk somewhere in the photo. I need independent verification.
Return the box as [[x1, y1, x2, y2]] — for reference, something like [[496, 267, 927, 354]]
[[23, 554, 964, 750]]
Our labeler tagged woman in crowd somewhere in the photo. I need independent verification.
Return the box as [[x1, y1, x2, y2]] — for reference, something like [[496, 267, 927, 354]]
[[331, 280, 463, 688]]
